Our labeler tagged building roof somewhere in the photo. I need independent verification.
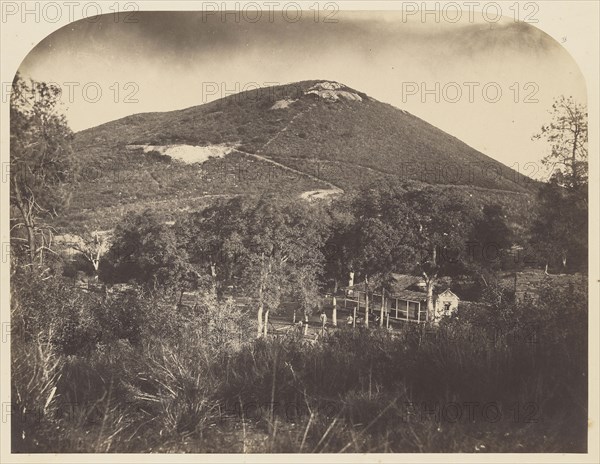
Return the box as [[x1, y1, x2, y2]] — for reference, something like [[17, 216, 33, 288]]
[[345, 273, 459, 302], [389, 289, 428, 302], [345, 273, 422, 292], [347, 273, 426, 301], [437, 289, 460, 300], [389, 274, 423, 293]]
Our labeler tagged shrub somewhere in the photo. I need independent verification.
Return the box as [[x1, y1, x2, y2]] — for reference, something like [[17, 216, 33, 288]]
[[10, 268, 588, 452], [144, 150, 171, 163]]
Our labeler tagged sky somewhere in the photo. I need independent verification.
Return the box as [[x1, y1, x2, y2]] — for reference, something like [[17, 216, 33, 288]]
[[18, 10, 587, 176]]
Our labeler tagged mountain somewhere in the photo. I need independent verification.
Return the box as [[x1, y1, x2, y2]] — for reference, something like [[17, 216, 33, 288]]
[[61, 80, 537, 230]]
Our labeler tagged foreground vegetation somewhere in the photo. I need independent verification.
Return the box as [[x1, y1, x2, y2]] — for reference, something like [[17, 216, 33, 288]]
[[11, 270, 588, 453]]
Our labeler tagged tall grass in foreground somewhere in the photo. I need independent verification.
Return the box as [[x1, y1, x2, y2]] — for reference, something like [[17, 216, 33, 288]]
[[11, 277, 587, 453]]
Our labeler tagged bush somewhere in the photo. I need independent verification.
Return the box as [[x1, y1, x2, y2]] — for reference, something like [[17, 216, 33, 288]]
[[144, 150, 172, 163], [11, 269, 588, 452]]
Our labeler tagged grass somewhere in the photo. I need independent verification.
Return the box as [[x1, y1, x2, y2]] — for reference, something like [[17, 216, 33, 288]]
[[10, 278, 588, 453]]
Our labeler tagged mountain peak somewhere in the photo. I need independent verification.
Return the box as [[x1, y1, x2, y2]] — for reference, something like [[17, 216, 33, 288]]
[[75, 78, 534, 198]]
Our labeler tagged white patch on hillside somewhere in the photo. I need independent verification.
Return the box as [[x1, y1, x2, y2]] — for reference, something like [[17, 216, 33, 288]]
[[270, 98, 297, 110], [305, 81, 363, 102], [127, 144, 234, 164], [300, 188, 343, 201]]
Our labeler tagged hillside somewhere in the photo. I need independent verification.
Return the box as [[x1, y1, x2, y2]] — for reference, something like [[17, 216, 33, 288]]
[[61, 80, 537, 230]]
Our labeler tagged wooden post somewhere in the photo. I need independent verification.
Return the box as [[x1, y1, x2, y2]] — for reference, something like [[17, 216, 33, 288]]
[[386, 311, 390, 329], [353, 305, 356, 328]]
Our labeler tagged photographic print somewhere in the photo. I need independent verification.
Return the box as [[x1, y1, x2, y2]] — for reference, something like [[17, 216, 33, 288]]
[[1, 1, 598, 461]]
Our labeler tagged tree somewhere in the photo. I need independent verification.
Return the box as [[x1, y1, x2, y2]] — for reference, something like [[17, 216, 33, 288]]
[[404, 187, 477, 321], [468, 204, 513, 274], [243, 196, 326, 337], [177, 198, 248, 296], [10, 73, 77, 266], [70, 229, 110, 279], [530, 96, 588, 273], [533, 96, 588, 190], [348, 184, 417, 326], [188, 195, 326, 337], [343, 184, 477, 324], [323, 199, 355, 326], [102, 210, 198, 295], [530, 182, 587, 272]]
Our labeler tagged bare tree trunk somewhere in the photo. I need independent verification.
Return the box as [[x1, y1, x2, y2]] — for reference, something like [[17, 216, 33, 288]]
[[91, 250, 100, 279], [423, 273, 436, 322], [210, 263, 217, 294], [379, 288, 385, 327], [257, 277, 264, 338], [20, 211, 36, 265], [257, 254, 266, 338], [257, 302, 264, 338], [572, 128, 579, 187], [425, 244, 437, 322], [364, 277, 369, 328], [26, 223, 36, 263], [426, 281, 434, 322], [91, 233, 101, 280], [263, 310, 269, 338], [332, 278, 338, 326], [14, 187, 37, 265]]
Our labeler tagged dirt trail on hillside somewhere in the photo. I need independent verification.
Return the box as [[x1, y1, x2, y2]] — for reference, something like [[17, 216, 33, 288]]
[[234, 148, 342, 194], [239, 104, 344, 197], [259, 107, 309, 153]]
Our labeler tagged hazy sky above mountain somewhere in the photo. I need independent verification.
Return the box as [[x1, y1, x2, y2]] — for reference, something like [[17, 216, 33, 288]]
[[19, 10, 586, 175]]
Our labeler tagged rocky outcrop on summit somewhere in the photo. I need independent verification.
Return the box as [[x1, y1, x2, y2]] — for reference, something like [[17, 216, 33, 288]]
[[305, 81, 363, 102]]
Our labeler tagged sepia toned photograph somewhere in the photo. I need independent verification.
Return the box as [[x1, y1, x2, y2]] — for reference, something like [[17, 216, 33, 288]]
[[2, 1, 598, 460]]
